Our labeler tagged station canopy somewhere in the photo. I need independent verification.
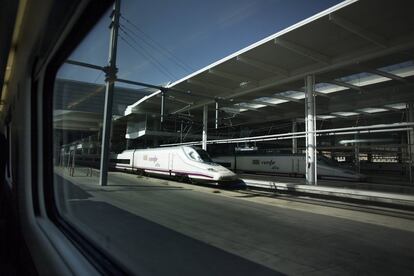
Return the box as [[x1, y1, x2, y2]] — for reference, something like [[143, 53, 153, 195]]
[[54, 79, 151, 131], [125, 0, 414, 127]]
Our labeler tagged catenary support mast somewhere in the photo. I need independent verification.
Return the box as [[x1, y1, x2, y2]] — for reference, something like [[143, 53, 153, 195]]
[[99, 0, 120, 186]]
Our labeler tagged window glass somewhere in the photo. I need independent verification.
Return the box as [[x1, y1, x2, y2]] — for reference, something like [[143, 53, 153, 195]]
[[184, 147, 212, 163], [50, 1, 414, 275], [195, 149, 213, 163], [5, 122, 12, 186], [318, 155, 339, 167], [186, 149, 200, 161]]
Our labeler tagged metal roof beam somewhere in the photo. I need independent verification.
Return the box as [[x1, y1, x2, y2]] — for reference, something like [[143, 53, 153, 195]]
[[208, 69, 254, 84], [166, 95, 193, 105], [329, 113, 357, 119], [220, 106, 258, 114], [176, 33, 414, 113], [382, 105, 405, 112], [224, 84, 414, 127], [313, 91, 331, 97], [366, 68, 409, 83], [274, 38, 330, 65], [268, 94, 303, 103], [328, 13, 387, 48], [187, 79, 233, 94], [238, 99, 287, 109], [251, 100, 284, 108], [356, 110, 372, 116], [180, 89, 216, 100], [229, 104, 266, 113], [236, 56, 289, 76], [117, 78, 217, 101], [172, 104, 193, 114], [66, 60, 105, 71], [297, 88, 330, 98], [328, 80, 362, 92]]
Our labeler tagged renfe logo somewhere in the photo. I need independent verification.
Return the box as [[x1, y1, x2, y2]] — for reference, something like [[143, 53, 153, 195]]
[[148, 156, 158, 162], [252, 159, 276, 166], [143, 155, 157, 162], [261, 160, 275, 166]]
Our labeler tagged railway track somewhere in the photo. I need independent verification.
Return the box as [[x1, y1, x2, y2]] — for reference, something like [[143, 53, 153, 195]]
[[235, 186, 414, 220]]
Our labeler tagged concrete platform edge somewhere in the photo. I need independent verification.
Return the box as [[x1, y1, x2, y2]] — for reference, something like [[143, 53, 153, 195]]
[[242, 178, 414, 208]]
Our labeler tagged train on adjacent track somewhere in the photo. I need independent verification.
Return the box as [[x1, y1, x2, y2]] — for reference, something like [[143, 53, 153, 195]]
[[212, 153, 365, 181]]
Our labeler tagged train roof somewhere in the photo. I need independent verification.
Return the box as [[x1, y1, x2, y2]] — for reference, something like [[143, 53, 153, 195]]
[[122, 145, 203, 152]]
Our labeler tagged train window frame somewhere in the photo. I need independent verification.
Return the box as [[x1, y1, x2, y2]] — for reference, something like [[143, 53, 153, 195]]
[[38, 1, 130, 274], [4, 118, 13, 187]]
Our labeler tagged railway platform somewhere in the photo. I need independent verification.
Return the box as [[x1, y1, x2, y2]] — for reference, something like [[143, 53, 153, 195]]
[[239, 174, 414, 209], [53, 166, 414, 275]]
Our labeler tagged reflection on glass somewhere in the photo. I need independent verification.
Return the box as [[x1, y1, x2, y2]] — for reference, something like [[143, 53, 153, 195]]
[[50, 1, 414, 275]]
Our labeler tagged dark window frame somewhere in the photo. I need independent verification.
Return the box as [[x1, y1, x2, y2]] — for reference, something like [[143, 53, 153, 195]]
[[39, 1, 129, 274]]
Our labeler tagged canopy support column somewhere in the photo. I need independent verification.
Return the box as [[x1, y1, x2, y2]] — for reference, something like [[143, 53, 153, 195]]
[[407, 103, 414, 184], [99, 0, 120, 186], [292, 120, 297, 154], [215, 100, 219, 129], [305, 75, 317, 185], [160, 89, 165, 126], [202, 105, 208, 150]]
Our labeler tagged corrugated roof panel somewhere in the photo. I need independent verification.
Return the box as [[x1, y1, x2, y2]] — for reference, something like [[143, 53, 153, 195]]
[[331, 111, 359, 116], [281, 16, 372, 58], [278, 90, 305, 99], [221, 106, 247, 113], [357, 107, 388, 113], [315, 82, 347, 94], [317, 115, 337, 119], [218, 58, 276, 80], [235, 102, 266, 109], [384, 103, 407, 110], [244, 43, 314, 72], [255, 97, 288, 105], [336, 72, 390, 87], [378, 61, 414, 78]]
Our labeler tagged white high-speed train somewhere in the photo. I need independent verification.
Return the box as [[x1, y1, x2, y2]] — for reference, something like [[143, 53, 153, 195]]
[[213, 154, 365, 181], [114, 146, 240, 184]]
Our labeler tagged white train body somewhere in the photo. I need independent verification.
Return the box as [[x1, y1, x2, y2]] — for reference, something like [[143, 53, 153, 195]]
[[213, 154, 365, 181], [115, 146, 239, 183]]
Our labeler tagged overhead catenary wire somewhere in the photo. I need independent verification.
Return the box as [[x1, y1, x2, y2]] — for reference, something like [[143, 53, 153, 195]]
[[161, 127, 413, 147], [118, 27, 177, 79], [118, 29, 177, 80], [120, 15, 194, 73], [119, 22, 192, 75], [93, 70, 104, 83], [160, 123, 414, 147]]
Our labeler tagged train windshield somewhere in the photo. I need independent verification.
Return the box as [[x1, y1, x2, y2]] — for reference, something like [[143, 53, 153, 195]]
[[195, 149, 213, 163], [317, 156, 339, 167], [184, 147, 213, 163]]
